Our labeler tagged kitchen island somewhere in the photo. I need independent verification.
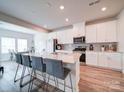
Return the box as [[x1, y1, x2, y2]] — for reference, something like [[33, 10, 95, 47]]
[[24, 52, 81, 91]]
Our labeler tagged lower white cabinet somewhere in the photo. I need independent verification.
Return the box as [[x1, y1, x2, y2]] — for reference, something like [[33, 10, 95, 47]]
[[106, 53, 122, 70], [86, 51, 98, 66], [86, 52, 122, 70], [98, 53, 108, 68]]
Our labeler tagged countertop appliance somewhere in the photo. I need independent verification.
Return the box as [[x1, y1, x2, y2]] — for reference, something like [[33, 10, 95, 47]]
[[56, 44, 62, 50], [73, 36, 85, 44], [89, 44, 94, 51]]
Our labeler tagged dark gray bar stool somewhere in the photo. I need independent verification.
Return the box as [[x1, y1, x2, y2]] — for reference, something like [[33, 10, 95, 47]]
[[14, 53, 23, 82], [14, 52, 31, 83], [44, 58, 73, 92], [0, 66, 4, 74], [20, 55, 32, 87], [28, 56, 46, 92]]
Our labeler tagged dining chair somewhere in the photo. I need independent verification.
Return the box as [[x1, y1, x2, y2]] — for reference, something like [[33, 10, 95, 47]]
[[44, 58, 73, 92]]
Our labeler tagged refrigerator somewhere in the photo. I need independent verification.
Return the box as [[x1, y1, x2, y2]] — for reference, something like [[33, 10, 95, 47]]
[[46, 39, 57, 53]]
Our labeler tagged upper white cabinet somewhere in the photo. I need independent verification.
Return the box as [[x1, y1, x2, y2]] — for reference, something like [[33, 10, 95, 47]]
[[48, 31, 57, 39], [86, 24, 97, 43], [106, 20, 117, 42], [97, 22, 107, 42], [48, 22, 85, 44], [56, 29, 73, 44], [73, 22, 85, 37], [86, 20, 117, 43]]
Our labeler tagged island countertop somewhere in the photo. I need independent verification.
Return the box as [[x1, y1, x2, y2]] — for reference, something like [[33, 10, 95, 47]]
[[23, 52, 81, 64]]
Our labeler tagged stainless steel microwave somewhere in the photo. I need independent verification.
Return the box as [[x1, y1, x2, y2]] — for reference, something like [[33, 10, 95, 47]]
[[73, 36, 85, 44]]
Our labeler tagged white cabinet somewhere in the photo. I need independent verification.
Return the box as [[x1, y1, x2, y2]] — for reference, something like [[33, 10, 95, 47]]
[[97, 20, 117, 42], [86, 24, 97, 43], [86, 20, 117, 43], [56, 31, 65, 44], [56, 29, 73, 44], [73, 22, 85, 37], [106, 53, 122, 70], [86, 51, 98, 66], [48, 31, 57, 39], [98, 53, 108, 67], [97, 23, 106, 42], [106, 20, 117, 42], [86, 52, 122, 70], [65, 29, 73, 44]]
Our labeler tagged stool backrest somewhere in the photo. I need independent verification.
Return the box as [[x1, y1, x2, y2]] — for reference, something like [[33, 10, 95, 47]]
[[15, 53, 22, 64], [31, 56, 45, 72], [44, 58, 64, 79], [22, 55, 31, 67]]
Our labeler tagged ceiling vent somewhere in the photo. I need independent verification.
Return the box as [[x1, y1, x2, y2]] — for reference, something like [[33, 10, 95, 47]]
[[89, 0, 100, 6]]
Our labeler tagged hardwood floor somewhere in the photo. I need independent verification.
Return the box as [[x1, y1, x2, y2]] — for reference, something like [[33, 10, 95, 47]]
[[79, 64, 124, 92], [0, 61, 124, 92]]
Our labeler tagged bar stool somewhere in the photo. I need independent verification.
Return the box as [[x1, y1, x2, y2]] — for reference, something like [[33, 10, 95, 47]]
[[28, 56, 46, 91], [14, 53, 23, 82], [20, 55, 32, 87], [0, 66, 4, 74], [44, 58, 73, 92]]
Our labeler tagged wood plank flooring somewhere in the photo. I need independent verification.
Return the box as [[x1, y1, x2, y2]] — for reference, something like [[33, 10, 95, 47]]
[[79, 64, 124, 92], [0, 61, 124, 92]]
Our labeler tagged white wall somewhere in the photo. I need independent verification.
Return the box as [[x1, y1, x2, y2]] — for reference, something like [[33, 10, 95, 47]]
[[117, 9, 124, 73], [0, 28, 34, 61]]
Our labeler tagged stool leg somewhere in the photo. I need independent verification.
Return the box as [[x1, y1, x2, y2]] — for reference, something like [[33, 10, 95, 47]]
[[14, 64, 19, 82], [54, 77, 57, 91], [30, 70, 35, 91], [69, 73, 73, 92], [28, 69, 33, 92], [64, 80, 66, 92], [2, 67, 4, 74], [46, 75, 50, 91], [42, 72, 46, 91], [20, 66, 26, 87], [56, 78, 59, 88]]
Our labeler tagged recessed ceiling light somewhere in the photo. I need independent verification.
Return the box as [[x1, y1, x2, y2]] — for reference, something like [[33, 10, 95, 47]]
[[65, 18, 69, 22], [101, 7, 107, 11], [60, 5, 64, 10]]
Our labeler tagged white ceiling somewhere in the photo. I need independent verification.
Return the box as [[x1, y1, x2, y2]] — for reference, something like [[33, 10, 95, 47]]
[[0, 0, 124, 30]]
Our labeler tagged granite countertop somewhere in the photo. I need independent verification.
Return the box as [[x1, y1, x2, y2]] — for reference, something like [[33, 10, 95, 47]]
[[24, 52, 81, 64], [86, 50, 123, 54]]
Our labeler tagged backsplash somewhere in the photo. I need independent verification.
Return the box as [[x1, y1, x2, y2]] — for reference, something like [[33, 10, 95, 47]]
[[61, 42, 118, 52]]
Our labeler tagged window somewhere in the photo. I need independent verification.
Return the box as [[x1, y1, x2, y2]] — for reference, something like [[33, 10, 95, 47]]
[[17, 39, 28, 52], [1, 37, 16, 53]]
